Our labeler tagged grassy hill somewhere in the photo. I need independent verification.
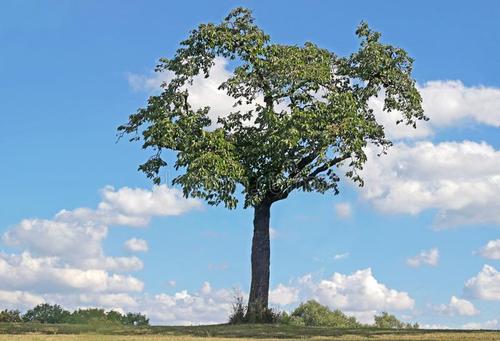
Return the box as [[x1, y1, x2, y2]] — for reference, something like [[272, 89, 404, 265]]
[[1, 323, 499, 340]]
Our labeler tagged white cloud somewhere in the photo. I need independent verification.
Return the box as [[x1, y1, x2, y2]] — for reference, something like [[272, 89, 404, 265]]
[[79, 293, 138, 309], [80, 256, 143, 273], [3, 219, 142, 273], [0, 290, 44, 310], [128, 57, 263, 126], [478, 240, 500, 260], [0, 252, 143, 294], [462, 319, 499, 330], [0, 185, 203, 313], [56, 185, 202, 227], [360, 141, 500, 227], [335, 202, 352, 219], [333, 252, 349, 261], [370, 96, 432, 140], [372, 81, 500, 140], [420, 81, 500, 128], [124, 238, 149, 253], [144, 282, 235, 325], [4, 219, 107, 261], [407, 248, 439, 267], [434, 296, 479, 316], [420, 323, 451, 329], [464, 265, 500, 301], [298, 268, 414, 323], [269, 284, 299, 305]]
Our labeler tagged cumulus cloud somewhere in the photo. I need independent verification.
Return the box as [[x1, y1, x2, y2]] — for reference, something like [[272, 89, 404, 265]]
[[138, 268, 413, 325], [127, 57, 263, 126], [0, 252, 143, 294], [420, 323, 451, 329], [143, 282, 235, 325], [434, 296, 479, 316], [56, 185, 201, 227], [464, 265, 500, 301], [360, 140, 500, 227], [372, 80, 500, 140], [406, 248, 439, 267], [124, 238, 149, 253], [333, 252, 349, 261], [297, 268, 414, 323], [0, 290, 44, 310], [269, 284, 299, 305], [462, 319, 499, 330], [478, 240, 500, 260], [3, 219, 142, 273], [4, 219, 107, 261], [0, 185, 200, 314], [335, 202, 352, 219]]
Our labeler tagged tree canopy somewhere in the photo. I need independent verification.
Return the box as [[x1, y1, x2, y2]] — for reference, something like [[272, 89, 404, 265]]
[[119, 7, 426, 209]]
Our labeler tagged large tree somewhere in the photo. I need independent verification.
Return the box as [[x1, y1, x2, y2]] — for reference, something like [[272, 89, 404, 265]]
[[119, 8, 426, 317]]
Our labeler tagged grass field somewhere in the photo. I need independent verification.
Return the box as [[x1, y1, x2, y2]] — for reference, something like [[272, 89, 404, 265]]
[[0, 323, 499, 340]]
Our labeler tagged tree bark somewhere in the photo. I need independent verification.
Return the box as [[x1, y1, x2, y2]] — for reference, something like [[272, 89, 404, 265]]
[[247, 202, 271, 313]]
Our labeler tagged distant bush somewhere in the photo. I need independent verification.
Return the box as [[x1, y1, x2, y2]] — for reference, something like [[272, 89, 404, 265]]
[[0, 309, 22, 323], [22, 304, 70, 324], [65, 308, 126, 325], [121, 312, 149, 326], [373, 312, 419, 329], [285, 300, 360, 328], [7, 304, 149, 326]]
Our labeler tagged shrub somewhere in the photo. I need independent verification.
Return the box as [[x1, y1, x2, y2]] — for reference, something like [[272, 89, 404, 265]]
[[22, 304, 70, 324], [0, 309, 22, 322], [228, 294, 246, 324], [373, 312, 418, 329], [121, 312, 149, 326], [228, 293, 281, 324], [290, 300, 360, 328], [65, 308, 110, 325]]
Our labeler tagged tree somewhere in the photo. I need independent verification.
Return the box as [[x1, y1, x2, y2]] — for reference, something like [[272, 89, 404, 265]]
[[121, 312, 149, 326], [0, 309, 22, 323], [374, 311, 418, 329], [290, 300, 360, 327], [22, 304, 70, 324], [119, 8, 425, 317]]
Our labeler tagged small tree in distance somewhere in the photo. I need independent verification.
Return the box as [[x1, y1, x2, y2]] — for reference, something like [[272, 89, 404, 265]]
[[119, 8, 426, 319]]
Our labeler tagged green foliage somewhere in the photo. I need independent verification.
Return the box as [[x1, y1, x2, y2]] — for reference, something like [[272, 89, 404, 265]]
[[287, 300, 360, 328], [22, 304, 70, 324], [17, 304, 148, 326], [373, 311, 419, 329], [65, 309, 149, 326], [121, 312, 149, 326], [119, 7, 425, 210], [0, 309, 22, 323]]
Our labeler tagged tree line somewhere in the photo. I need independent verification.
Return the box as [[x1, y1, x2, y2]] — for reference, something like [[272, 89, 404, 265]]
[[0, 304, 149, 326]]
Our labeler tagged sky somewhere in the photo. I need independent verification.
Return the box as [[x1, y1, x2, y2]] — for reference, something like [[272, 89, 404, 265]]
[[1, 0, 500, 328]]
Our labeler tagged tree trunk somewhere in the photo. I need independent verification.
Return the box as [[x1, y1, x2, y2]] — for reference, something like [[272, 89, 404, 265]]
[[247, 202, 271, 315]]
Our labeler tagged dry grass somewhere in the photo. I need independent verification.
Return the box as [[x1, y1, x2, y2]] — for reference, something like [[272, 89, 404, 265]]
[[0, 333, 500, 341], [0, 323, 499, 340]]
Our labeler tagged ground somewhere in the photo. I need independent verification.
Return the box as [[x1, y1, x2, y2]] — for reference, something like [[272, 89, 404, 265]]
[[0, 323, 499, 340]]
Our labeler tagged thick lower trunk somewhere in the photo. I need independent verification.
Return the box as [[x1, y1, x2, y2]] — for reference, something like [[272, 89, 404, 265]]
[[248, 202, 271, 312]]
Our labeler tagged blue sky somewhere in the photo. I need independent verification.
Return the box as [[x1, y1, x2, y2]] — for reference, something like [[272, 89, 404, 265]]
[[1, 0, 500, 327]]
